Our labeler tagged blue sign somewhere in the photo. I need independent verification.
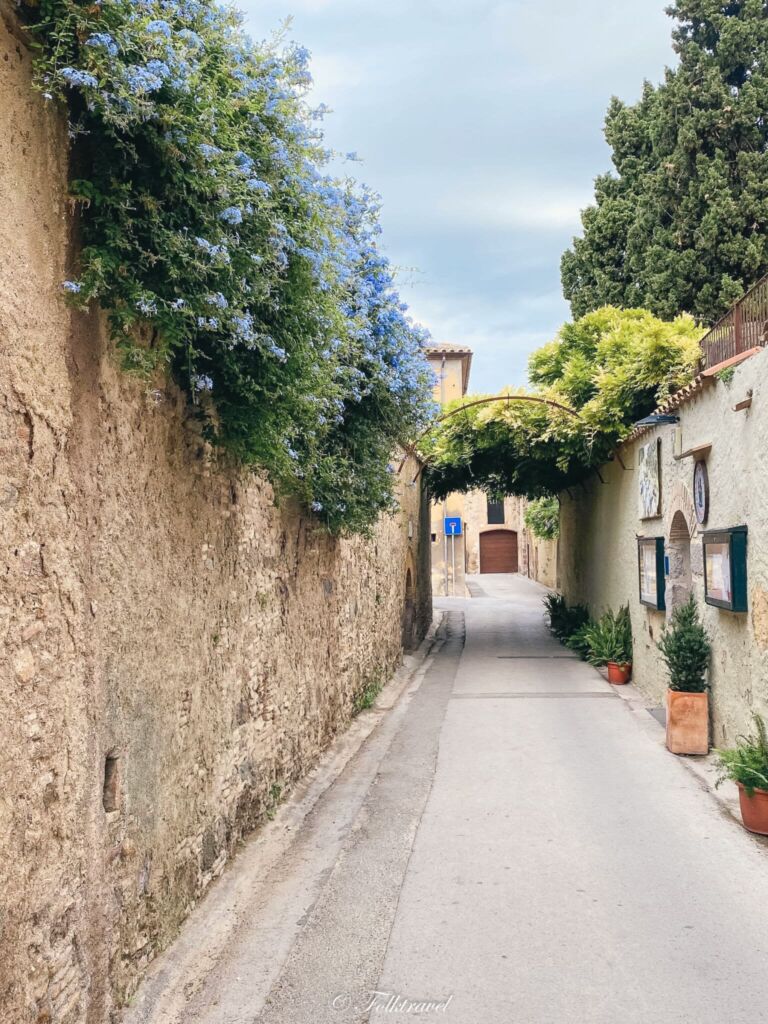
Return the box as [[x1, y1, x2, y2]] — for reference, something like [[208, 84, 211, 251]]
[[444, 516, 463, 537]]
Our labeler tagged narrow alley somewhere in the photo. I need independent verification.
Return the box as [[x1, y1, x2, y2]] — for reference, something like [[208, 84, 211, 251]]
[[126, 575, 768, 1024]]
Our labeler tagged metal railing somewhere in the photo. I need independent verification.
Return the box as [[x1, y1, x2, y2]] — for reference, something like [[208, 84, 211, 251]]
[[700, 273, 768, 369]]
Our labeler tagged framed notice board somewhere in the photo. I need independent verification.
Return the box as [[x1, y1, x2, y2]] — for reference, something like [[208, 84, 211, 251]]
[[638, 536, 666, 611], [703, 526, 748, 612]]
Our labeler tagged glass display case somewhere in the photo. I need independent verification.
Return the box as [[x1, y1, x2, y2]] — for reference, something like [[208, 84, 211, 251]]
[[638, 536, 666, 611], [703, 526, 748, 612]]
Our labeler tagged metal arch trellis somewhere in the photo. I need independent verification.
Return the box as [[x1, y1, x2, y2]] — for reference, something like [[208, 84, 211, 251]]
[[396, 393, 585, 484]]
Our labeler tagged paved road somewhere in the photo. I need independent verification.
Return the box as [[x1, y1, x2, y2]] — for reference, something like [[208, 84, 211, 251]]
[[128, 574, 768, 1024]]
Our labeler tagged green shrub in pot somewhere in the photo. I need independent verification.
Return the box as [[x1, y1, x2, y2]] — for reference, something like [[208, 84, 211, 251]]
[[565, 620, 596, 661], [715, 715, 768, 834], [583, 606, 632, 667], [715, 715, 768, 797], [657, 597, 710, 692], [543, 593, 590, 642]]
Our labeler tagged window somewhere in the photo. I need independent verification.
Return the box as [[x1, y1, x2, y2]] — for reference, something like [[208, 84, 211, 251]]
[[486, 500, 505, 525]]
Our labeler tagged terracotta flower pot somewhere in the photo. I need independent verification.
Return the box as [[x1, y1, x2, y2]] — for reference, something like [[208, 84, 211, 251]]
[[666, 689, 709, 755], [737, 783, 768, 836], [607, 661, 631, 685]]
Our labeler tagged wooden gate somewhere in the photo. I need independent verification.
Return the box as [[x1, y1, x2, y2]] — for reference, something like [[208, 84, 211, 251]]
[[479, 530, 518, 574]]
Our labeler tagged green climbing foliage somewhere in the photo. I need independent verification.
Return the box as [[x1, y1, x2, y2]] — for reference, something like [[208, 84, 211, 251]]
[[423, 307, 702, 500], [562, 0, 768, 325], [524, 496, 560, 540], [18, 0, 434, 536]]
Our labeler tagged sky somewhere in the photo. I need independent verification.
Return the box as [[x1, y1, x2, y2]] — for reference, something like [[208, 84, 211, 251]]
[[241, 1, 674, 393]]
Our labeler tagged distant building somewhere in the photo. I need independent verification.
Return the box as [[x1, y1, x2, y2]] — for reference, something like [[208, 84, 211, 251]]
[[423, 344, 557, 596]]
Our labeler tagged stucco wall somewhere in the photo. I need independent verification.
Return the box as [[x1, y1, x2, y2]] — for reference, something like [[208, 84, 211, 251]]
[[559, 347, 768, 746], [0, 15, 430, 1024]]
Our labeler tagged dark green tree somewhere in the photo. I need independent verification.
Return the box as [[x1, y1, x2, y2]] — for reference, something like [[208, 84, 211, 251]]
[[562, 1, 768, 325]]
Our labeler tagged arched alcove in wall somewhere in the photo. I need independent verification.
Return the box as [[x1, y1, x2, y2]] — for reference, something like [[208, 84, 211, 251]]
[[664, 479, 698, 613], [666, 509, 693, 611]]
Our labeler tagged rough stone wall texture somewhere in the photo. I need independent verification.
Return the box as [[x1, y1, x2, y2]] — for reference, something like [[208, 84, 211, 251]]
[[559, 347, 768, 747], [0, 15, 430, 1024]]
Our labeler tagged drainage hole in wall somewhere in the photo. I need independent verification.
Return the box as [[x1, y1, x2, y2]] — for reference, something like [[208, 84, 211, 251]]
[[103, 754, 121, 812]]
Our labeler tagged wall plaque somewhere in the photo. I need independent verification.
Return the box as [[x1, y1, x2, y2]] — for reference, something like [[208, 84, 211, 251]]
[[693, 460, 709, 525], [638, 439, 662, 519]]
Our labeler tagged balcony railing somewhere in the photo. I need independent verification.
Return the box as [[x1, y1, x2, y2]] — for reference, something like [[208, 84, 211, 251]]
[[700, 273, 768, 370]]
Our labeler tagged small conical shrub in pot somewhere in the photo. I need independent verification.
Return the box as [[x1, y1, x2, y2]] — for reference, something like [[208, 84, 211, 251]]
[[657, 597, 711, 755], [715, 715, 768, 835]]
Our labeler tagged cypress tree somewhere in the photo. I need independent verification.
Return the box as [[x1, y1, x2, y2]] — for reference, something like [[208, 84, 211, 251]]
[[562, 1, 768, 324]]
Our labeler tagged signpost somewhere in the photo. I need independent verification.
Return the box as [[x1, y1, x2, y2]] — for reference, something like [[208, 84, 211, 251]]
[[444, 517, 463, 596]]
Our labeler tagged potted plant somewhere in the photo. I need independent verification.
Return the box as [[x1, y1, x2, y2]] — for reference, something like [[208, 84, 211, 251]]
[[543, 594, 589, 644], [715, 715, 768, 835], [583, 606, 632, 684], [657, 597, 711, 755], [565, 619, 596, 662]]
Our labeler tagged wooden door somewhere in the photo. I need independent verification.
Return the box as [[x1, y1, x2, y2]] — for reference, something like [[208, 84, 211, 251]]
[[479, 530, 518, 574]]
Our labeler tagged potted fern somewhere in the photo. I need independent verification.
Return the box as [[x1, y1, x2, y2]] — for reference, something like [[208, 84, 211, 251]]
[[715, 715, 768, 835], [542, 594, 589, 644], [657, 597, 711, 755], [583, 606, 632, 684]]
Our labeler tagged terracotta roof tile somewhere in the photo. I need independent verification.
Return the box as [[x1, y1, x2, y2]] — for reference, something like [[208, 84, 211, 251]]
[[423, 343, 473, 356], [622, 347, 763, 445]]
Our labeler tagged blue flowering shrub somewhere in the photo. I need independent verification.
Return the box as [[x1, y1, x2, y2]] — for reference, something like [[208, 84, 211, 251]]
[[21, 0, 434, 534]]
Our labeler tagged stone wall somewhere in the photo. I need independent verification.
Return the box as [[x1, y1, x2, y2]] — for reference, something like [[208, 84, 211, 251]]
[[559, 347, 768, 746], [0, 13, 431, 1023]]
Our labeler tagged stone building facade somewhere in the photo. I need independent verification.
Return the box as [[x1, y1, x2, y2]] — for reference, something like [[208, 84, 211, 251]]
[[424, 345, 557, 594], [0, 14, 430, 1023], [559, 345, 768, 746]]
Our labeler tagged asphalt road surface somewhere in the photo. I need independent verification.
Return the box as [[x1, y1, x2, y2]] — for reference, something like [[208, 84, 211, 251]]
[[126, 574, 768, 1024]]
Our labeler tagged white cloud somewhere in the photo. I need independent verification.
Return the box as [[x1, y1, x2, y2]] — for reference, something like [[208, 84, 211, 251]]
[[239, 0, 673, 389], [404, 288, 569, 392], [436, 190, 590, 231], [308, 51, 365, 96]]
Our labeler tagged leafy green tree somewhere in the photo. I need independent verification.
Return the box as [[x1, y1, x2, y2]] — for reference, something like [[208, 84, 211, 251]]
[[562, 0, 768, 325], [424, 307, 701, 499], [524, 496, 560, 540]]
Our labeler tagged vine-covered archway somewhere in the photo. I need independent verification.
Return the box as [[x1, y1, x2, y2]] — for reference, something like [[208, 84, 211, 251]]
[[402, 307, 703, 502], [398, 393, 583, 483]]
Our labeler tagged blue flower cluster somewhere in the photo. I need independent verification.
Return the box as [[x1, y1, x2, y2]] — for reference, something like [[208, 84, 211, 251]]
[[85, 34, 119, 57], [27, 0, 434, 533], [60, 67, 99, 89]]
